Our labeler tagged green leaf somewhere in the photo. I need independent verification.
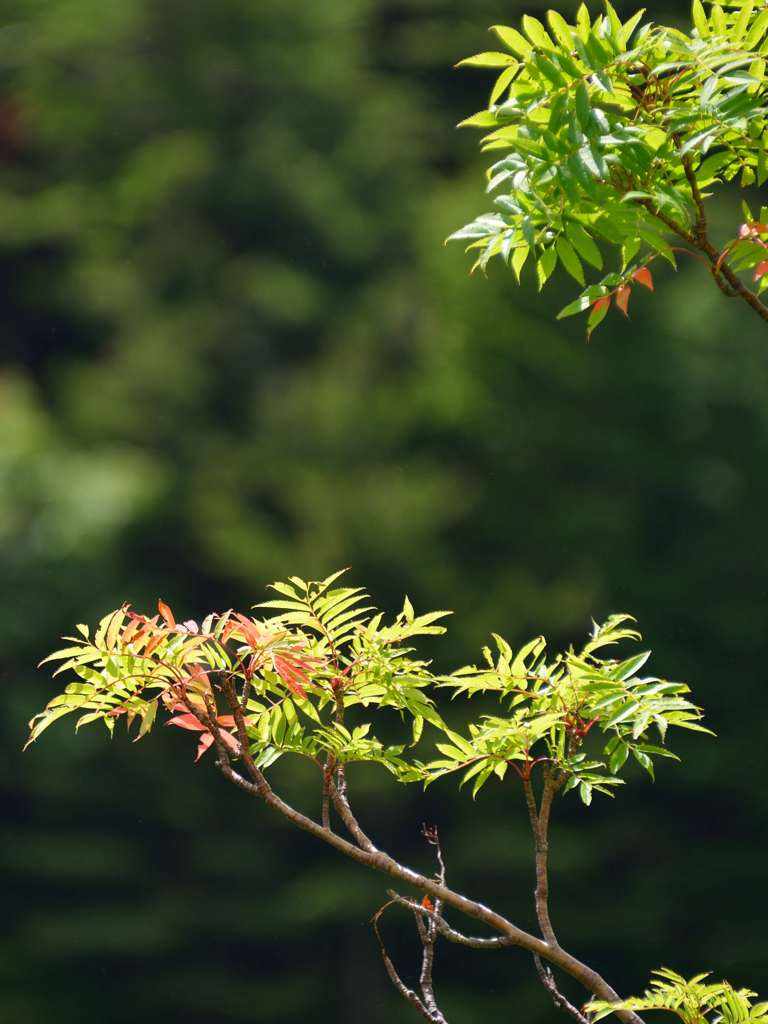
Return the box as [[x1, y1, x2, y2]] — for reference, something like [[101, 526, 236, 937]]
[[692, 0, 710, 38], [457, 52, 517, 68], [490, 64, 520, 105], [566, 223, 603, 269], [536, 246, 558, 289], [746, 9, 768, 48], [490, 24, 533, 57], [556, 236, 586, 284], [575, 82, 592, 131], [576, 4, 591, 37], [557, 285, 608, 319], [411, 715, 424, 745], [511, 244, 529, 281], [619, 9, 646, 46], [632, 748, 655, 779], [546, 10, 574, 48], [608, 740, 629, 773], [457, 110, 499, 129], [710, 4, 726, 34], [733, 1, 755, 43], [522, 14, 554, 49]]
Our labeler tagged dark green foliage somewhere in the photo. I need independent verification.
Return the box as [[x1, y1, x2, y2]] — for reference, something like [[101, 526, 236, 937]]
[[452, 0, 768, 332]]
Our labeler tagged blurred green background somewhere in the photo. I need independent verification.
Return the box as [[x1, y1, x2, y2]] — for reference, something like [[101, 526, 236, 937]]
[[3, 0, 767, 1020]]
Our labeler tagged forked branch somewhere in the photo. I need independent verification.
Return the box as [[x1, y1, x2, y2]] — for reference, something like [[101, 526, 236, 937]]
[[206, 684, 643, 1024], [372, 901, 448, 1024]]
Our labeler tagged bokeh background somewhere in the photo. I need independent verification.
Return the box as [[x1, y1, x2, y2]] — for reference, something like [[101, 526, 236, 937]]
[[2, 0, 767, 1020]]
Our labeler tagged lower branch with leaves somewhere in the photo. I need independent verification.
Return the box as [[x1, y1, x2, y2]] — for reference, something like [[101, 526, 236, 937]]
[[26, 569, 761, 1023]]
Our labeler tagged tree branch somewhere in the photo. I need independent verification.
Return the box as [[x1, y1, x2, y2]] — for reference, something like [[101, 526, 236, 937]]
[[198, 691, 644, 1024], [535, 954, 591, 1024], [387, 891, 518, 950], [372, 902, 446, 1024], [638, 160, 768, 323], [523, 771, 559, 947], [524, 769, 600, 1024], [327, 776, 378, 852]]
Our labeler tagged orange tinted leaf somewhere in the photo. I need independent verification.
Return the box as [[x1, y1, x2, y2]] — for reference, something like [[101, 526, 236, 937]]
[[222, 613, 265, 647], [273, 652, 309, 698], [166, 713, 206, 732], [754, 260, 768, 282], [616, 285, 631, 317], [121, 615, 144, 645], [195, 732, 215, 761], [421, 895, 434, 910], [586, 295, 611, 339], [185, 664, 211, 691], [632, 266, 654, 290], [143, 632, 166, 658], [221, 620, 239, 644], [158, 600, 176, 629]]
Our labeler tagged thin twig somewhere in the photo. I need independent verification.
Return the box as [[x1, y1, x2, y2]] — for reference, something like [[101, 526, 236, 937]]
[[372, 902, 448, 1024], [535, 954, 591, 1024], [415, 825, 448, 1020], [386, 892, 518, 950]]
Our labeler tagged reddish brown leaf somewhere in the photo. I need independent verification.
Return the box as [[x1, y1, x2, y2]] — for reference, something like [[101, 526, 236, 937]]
[[221, 613, 265, 648], [132, 614, 161, 649], [157, 599, 176, 629], [615, 285, 631, 317], [143, 632, 166, 658], [166, 713, 206, 733], [221, 620, 238, 644], [421, 895, 434, 911], [121, 614, 144, 645], [184, 664, 211, 692], [754, 260, 768, 282], [632, 266, 654, 291], [195, 733, 215, 761], [167, 712, 241, 761], [272, 653, 309, 698], [235, 613, 266, 647]]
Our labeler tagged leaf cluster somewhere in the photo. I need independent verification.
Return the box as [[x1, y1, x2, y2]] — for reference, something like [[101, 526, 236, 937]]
[[588, 968, 768, 1024], [29, 573, 706, 807], [419, 614, 708, 802], [450, 0, 768, 333], [27, 572, 450, 781]]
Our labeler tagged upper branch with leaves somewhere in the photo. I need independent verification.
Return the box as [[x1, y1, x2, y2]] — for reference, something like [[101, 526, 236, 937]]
[[450, 0, 768, 335], [27, 569, 730, 1024]]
